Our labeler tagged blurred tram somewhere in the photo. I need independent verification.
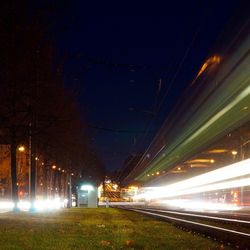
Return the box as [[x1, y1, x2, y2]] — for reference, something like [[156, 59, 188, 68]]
[[134, 162, 250, 212], [127, 4, 250, 213]]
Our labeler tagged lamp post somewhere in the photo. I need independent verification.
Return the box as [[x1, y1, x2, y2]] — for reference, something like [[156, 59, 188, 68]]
[[18, 145, 25, 152]]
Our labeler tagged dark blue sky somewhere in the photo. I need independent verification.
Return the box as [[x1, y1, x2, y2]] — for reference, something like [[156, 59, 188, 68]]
[[38, 0, 238, 172]]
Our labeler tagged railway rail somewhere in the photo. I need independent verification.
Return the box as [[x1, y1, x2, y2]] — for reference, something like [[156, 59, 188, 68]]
[[116, 206, 250, 249]]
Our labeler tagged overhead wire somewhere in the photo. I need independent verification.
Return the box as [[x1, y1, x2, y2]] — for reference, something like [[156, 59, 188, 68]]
[[128, 5, 250, 183], [122, 7, 211, 182]]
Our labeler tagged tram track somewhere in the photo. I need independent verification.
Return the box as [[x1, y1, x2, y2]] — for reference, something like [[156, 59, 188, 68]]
[[117, 206, 250, 249]]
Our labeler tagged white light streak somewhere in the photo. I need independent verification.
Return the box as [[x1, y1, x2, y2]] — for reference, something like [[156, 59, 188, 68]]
[[159, 199, 241, 212], [134, 159, 250, 202], [0, 198, 63, 213], [80, 185, 94, 191], [0, 201, 14, 211]]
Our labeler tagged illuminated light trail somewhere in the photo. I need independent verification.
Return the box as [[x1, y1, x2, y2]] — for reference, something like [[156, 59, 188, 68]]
[[159, 199, 241, 211], [192, 55, 221, 85], [182, 84, 250, 147], [189, 163, 208, 168], [0, 198, 63, 213], [134, 159, 250, 201], [187, 158, 215, 163], [0, 201, 14, 213], [160, 177, 250, 199], [206, 149, 228, 154], [134, 35, 250, 181], [138, 79, 250, 180]]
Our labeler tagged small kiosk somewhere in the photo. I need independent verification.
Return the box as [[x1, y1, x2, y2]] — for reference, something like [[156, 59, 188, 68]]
[[77, 184, 98, 208]]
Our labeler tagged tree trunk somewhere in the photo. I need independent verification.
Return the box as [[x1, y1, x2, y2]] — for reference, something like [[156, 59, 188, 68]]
[[58, 172, 62, 198], [67, 174, 72, 207], [10, 140, 19, 211], [43, 160, 49, 199], [30, 134, 36, 210]]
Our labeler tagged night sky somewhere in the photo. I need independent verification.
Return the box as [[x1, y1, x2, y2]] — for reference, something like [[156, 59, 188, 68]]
[[35, 0, 238, 172]]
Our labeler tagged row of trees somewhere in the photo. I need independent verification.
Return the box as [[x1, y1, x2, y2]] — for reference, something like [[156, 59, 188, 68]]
[[0, 2, 104, 209]]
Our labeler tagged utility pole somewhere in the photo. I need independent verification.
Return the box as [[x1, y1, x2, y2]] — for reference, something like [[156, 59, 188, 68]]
[[29, 47, 39, 211]]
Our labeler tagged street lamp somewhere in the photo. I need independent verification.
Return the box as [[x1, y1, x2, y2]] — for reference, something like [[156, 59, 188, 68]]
[[18, 145, 25, 152], [231, 150, 238, 156]]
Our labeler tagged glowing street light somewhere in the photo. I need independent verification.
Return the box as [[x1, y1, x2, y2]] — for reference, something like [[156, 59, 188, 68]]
[[231, 150, 238, 156], [18, 145, 25, 152], [80, 184, 94, 191]]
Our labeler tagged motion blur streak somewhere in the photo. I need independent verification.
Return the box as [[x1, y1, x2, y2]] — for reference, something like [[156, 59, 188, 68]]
[[192, 55, 221, 84], [184, 84, 250, 146], [146, 177, 250, 200], [0, 201, 14, 212], [0, 198, 63, 213], [134, 159, 250, 205], [160, 199, 241, 211]]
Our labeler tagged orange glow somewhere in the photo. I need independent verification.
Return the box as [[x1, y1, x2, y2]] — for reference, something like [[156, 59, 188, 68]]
[[231, 150, 238, 156], [171, 167, 186, 173], [192, 55, 221, 84], [207, 149, 228, 154], [18, 145, 25, 152], [190, 163, 208, 168], [128, 186, 138, 191], [188, 158, 215, 164]]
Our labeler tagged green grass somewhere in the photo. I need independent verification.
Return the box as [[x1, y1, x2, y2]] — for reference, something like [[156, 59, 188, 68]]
[[0, 208, 229, 250]]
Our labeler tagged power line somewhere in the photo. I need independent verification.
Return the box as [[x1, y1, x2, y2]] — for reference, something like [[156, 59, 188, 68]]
[[87, 123, 149, 134], [122, 10, 208, 182]]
